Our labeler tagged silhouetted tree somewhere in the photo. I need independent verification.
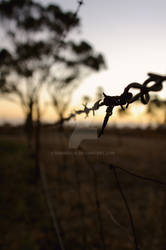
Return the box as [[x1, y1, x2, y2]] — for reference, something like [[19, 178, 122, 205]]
[[95, 86, 104, 100], [117, 106, 131, 117], [146, 95, 166, 124], [82, 95, 91, 104], [0, 0, 105, 179], [49, 39, 106, 129], [0, 0, 105, 139]]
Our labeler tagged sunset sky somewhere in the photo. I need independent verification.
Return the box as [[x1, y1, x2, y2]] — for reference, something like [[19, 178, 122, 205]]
[[1, 0, 166, 124]]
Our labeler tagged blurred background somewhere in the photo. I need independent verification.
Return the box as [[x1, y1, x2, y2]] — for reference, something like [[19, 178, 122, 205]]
[[1, 1, 166, 250]]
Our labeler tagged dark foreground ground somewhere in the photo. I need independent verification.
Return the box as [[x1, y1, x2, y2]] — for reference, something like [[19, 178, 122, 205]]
[[1, 126, 166, 250]]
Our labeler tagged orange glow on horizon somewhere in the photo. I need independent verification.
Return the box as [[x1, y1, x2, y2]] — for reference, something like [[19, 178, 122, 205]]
[[0, 95, 165, 127]]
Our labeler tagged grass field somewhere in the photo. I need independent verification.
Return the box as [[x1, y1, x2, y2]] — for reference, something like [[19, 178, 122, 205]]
[[1, 127, 166, 250]]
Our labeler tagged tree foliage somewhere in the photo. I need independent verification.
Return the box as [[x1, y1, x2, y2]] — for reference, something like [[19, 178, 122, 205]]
[[0, 0, 106, 128], [146, 95, 166, 123]]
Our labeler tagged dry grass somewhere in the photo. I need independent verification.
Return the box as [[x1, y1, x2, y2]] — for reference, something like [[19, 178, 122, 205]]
[[40, 127, 166, 250], [1, 127, 166, 250]]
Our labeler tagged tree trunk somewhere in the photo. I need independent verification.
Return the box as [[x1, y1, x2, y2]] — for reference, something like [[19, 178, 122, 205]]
[[34, 102, 41, 180], [24, 101, 34, 149]]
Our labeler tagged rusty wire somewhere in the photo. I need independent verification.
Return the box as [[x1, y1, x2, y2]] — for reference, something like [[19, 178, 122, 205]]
[[56, 73, 166, 136]]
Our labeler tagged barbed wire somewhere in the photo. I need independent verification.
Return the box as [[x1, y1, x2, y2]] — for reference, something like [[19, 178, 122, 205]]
[[53, 71, 166, 249], [56, 73, 166, 136]]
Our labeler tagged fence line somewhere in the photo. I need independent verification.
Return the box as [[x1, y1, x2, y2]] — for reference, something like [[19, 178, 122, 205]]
[[49, 71, 166, 250], [55, 73, 166, 137]]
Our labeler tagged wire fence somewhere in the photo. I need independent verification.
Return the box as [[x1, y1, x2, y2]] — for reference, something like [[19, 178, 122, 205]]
[[46, 71, 166, 250], [55, 73, 166, 136], [41, 128, 166, 250], [40, 2, 166, 250]]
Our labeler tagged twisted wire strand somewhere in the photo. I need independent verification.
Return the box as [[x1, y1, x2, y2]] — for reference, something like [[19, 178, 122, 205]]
[[55, 73, 166, 136]]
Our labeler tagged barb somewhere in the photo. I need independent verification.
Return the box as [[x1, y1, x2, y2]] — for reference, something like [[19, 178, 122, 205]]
[[55, 73, 166, 136], [109, 164, 139, 250]]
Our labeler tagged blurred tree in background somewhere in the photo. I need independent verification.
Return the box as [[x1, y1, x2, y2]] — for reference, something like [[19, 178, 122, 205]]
[[95, 86, 104, 100], [146, 95, 166, 125], [0, 0, 106, 141]]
